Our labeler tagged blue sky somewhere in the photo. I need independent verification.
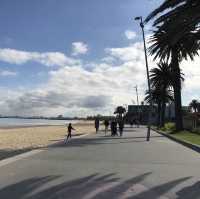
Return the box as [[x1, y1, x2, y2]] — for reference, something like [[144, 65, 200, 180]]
[[0, 0, 160, 88], [0, 0, 199, 117]]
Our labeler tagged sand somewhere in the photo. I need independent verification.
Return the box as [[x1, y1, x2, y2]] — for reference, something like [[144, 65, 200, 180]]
[[0, 122, 96, 152]]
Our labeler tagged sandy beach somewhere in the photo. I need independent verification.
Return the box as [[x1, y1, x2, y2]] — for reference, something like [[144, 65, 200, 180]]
[[0, 121, 97, 160]]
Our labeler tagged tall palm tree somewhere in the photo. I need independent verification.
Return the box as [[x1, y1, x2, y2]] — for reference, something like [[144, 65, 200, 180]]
[[145, 87, 173, 127], [145, 0, 200, 42], [114, 106, 126, 119], [149, 27, 199, 131], [145, 0, 200, 131], [189, 99, 199, 113], [145, 87, 162, 127], [150, 62, 174, 127]]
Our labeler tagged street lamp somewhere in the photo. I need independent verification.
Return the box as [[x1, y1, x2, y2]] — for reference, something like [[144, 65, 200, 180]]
[[135, 16, 152, 141], [135, 85, 139, 107], [135, 85, 140, 128]]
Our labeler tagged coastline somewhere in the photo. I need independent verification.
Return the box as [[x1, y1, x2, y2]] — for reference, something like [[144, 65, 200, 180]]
[[0, 121, 95, 161], [0, 124, 63, 129]]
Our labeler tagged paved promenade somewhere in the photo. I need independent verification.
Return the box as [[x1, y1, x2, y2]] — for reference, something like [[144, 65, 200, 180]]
[[0, 126, 200, 198]]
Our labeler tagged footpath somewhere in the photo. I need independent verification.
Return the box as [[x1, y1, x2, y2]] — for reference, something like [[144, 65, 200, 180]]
[[0, 126, 200, 198]]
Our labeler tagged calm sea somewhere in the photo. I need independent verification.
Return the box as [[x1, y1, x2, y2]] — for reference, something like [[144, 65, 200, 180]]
[[0, 118, 81, 128]]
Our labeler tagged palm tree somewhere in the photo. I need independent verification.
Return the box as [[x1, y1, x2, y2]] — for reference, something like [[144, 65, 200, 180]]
[[197, 103, 200, 113], [114, 106, 126, 119], [145, 87, 162, 127], [148, 27, 199, 131], [189, 99, 200, 129], [145, 86, 174, 127], [150, 62, 174, 127], [189, 99, 199, 113], [145, 0, 200, 131], [145, 0, 200, 42]]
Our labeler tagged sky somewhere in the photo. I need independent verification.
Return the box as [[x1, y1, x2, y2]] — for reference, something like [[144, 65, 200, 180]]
[[0, 0, 200, 117]]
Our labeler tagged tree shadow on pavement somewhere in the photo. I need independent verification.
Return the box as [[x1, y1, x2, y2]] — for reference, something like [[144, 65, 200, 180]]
[[50, 137, 143, 148], [0, 148, 41, 161], [0, 172, 193, 199], [176, 181, 200, 199], [50, 135, 164, 149]]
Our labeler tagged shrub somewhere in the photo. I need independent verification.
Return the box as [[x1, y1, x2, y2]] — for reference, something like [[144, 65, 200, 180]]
[[162, 122, 176, 132]]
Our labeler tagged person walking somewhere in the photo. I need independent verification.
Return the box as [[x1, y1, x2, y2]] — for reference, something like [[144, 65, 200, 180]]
[[111, 120, 115, 136], [66, 123, 75, 141], [111, 120, 118, 136], [118, 120, 124, 137], [104, 119, 109, 135], [95, 117, 100, 133]]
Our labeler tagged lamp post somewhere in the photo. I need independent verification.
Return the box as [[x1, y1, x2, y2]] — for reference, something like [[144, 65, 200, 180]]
[[135, 85, 139, 107], [135, 85, 140, 128], [135, 16, 152, 141]]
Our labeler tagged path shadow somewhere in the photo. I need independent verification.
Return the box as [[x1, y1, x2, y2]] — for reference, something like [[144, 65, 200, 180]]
[[122, 129, 140, 132], [176, 181, 200, 199], [0, 148, 40, 161], [0, 173, 192, 199], [50, 137, 145, 148], [50, 134, 164, 149], [0, 175, 60, 199], [100, 135, 163, 139]]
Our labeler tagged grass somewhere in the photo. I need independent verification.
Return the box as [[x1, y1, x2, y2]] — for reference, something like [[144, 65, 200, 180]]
[[156, 122, 200, 146], [171, 131, 200, 146]]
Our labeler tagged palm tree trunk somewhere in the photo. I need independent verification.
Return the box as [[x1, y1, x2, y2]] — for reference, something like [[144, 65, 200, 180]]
[[172, 49, 183, 131], [157, 102, 161, 127], [160, 86, 167, 127], [161, 101, 166, 127]]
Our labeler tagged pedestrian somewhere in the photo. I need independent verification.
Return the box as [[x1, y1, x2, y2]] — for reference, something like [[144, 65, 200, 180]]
[[95, 117, 100, 133], [129, 120, 134, 128], [104, 119, 109, 135], [136, 117, 140, 128], [111, 120, 118, 136], [114, 120, 118, 136], [111, 120, 115, 136], [66, 123, 75, 141], [118, 120, 124, 137]]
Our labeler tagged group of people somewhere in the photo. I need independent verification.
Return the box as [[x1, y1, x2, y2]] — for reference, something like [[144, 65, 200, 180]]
[[65, 117, 126, 142], [110, 119, 124, 137], [95, 118, 125, 137]]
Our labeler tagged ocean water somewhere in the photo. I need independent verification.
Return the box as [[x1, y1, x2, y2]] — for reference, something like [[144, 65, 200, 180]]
[[0, 118, 81, 128]]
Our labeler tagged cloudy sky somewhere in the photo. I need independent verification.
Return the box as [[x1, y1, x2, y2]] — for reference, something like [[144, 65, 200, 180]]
[[0, 0, 199, 117]]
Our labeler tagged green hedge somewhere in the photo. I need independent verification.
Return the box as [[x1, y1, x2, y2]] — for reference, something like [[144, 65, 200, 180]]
[[161, 122, 176, 132]]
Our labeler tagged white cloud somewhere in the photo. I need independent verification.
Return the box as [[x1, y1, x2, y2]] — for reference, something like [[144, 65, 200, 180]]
[[180, 55, 200, 104], [0, 70, 17, 76], [0, 48, 79, 67], [0, 42, 148, 117], [125, 30, 137, 40], [105, 42, 145, 62], [72, 42, 88, 56], [1, 40, 200, 116]]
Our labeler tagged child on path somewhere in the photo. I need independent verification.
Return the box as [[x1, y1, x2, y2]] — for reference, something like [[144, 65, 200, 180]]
[[66, 123, 75, 141]]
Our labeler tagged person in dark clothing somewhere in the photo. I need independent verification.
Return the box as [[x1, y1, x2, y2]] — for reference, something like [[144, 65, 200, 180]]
[[66, 123, 75, 141], [104, 120, 109, 135], [118, 120, 124, 137], [111, 120, 118, 136], [111, 120, 115, 136], [95, 118, 100, 133], [129, 120, 134, 128]]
